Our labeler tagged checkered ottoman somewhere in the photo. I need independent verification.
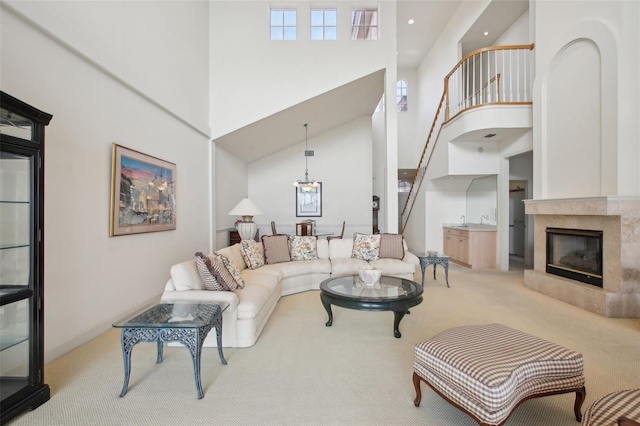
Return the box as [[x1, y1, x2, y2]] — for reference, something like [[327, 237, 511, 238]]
[[582, 389, 640, 426], [413, 324, 586, 426]]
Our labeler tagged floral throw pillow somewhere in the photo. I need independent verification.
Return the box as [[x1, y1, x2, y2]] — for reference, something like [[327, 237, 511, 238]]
[[213, 252, 245, 289], [240, 239, 264, 270], [351, 232, 381, 261], [290, 235, 318, 261]]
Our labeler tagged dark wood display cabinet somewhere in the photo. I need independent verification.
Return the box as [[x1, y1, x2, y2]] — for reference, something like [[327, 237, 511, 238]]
[[0, 92, 52, 423]]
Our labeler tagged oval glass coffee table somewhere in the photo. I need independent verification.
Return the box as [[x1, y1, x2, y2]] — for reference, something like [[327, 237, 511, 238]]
[[320, 275, 423, 338]]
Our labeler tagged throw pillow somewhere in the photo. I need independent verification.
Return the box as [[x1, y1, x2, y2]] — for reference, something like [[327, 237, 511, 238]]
[[262, 235, 291, 264], [351, 232, 381, 261], [194, 252, 231, 291], [290, 235, 318, 261], [240, 240, 264, 270], [213, 252, 245, 289], [379, 233, 405, 260]]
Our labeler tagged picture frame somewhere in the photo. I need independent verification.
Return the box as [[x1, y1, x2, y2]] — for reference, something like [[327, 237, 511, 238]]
[[109, 143, 176, 236], [295, 183, 322, 217]]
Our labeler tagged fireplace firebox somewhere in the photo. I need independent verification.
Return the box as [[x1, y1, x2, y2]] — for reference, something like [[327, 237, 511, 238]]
[[546, 228, 603, 287]]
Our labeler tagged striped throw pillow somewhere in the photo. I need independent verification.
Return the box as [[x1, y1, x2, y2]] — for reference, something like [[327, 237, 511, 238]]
[[262, 235, 291, 264], [194, 252, 228, 291], [379, 233, 405, 259]]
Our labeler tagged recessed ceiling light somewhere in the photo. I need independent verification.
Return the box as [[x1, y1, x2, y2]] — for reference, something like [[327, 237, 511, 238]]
[[408, 19, 415, 25], [483, 31, 489, 36]]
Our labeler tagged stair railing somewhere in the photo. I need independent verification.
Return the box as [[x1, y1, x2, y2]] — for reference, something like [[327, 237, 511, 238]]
[[400, 44, 534, 233]]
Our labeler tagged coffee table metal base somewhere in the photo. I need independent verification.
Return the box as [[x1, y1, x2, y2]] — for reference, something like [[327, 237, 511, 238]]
[[119, 319, 226, 399]]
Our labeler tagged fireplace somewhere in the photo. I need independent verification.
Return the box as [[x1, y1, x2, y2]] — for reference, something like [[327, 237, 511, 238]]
[[546, 228, 603, 287]]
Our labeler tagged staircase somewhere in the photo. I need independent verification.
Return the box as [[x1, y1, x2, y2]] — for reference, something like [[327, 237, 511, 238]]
[[400, 44, 535, 234]]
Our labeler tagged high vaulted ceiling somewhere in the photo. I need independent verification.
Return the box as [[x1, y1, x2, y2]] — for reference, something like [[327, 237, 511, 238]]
[[214, 0, 529, 164]]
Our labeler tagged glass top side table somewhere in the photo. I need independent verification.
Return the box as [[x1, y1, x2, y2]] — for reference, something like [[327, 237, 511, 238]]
[[113, 301, 229, 399]]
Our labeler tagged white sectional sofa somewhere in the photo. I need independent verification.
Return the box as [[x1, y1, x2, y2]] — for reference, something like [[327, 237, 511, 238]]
[[161, 237, 419, 348]]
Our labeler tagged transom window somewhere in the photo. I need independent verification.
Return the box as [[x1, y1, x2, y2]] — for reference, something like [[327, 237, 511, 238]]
[[397, 80, 408, 112], [311, 9, 337, 40], [270, 9, 297, 40], [351, 8, 378, 40]]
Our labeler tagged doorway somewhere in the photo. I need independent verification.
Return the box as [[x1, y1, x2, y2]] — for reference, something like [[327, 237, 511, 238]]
[[509, 181, 526, 265]]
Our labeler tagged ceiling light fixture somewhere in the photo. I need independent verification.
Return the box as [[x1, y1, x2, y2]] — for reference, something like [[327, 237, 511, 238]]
[[408, 19, 415, 25], [483, 31, 489, 36], [292, 123, 320, 192]]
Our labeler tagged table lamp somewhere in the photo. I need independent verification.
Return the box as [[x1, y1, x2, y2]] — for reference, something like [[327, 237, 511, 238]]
[[228, 198, 263, 240]]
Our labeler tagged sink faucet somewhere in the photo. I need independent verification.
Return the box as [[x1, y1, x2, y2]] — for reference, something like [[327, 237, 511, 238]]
[[460, 215, 466, 226], [481, 215, 489, 224]]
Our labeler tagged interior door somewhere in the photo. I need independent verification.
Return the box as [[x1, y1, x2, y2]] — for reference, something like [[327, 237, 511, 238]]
[[509, 189, 526, 257]]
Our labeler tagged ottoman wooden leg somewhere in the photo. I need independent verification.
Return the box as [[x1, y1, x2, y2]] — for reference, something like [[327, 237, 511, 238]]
[[413, 372, 423, 407], [574, 386, 586, 422]]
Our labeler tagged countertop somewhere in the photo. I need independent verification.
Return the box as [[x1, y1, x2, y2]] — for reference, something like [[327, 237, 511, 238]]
[[443, 223, 497, 231]]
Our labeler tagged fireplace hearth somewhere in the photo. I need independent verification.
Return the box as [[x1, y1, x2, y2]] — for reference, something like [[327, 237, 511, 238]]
[[524, 196, 640, 318], [546, 228, 603, 287]]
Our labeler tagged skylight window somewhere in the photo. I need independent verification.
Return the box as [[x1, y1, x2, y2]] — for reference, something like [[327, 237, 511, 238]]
[[271, 9, 297, 41], [351, 8, 378, 40], [311, 9, 337, 40]]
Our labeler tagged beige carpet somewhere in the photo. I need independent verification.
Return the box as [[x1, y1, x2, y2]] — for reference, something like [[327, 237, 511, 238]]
[[9, 264, 640, 425]]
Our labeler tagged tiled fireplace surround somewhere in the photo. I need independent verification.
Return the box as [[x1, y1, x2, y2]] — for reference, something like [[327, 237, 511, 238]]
[[524, 197, 640, 318]]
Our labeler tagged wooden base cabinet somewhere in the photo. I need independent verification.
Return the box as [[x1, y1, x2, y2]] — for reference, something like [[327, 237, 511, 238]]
[[443, 227, 496, 269]]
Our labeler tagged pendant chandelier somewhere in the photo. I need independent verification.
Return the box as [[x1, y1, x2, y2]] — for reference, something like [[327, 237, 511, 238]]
[[292, 123, 320, 192]]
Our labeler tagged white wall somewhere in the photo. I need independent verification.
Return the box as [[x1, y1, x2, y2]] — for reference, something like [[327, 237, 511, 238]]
[[249, 118, 374, 237], [1, 1, 211, 362], [209, 0, 397, 140], [210, 0, 399, 233], [533, 0, 640, 198], [214, 147, 249, 250], [397, 67, 421, 168]]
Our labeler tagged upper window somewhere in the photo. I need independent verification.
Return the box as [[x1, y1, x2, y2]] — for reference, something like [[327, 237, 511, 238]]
[[311, 9, 337, 40], [271, 9, 297, 40], [351, 8, 378, 40], [397, 80, 408, 112]]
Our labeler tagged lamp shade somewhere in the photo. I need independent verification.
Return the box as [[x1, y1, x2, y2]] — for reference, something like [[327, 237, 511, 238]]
[[228, 198, 263, 217]]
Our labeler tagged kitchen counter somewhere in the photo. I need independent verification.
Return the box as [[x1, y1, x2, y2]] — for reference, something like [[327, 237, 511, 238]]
[[442, 225, 497, 268], [443, 223, 497, 231]]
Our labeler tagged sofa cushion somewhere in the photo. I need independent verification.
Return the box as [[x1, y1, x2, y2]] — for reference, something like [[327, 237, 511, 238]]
[[241, 240, 265, 269], [351, 232, 381, 261], [290, 235, 318, 261], [328, 238, 353, 258], [170, 259, 204, 291], [241, 268, 282, 297], [317, 238, 330, 259], [369, 257, 415, 275], [379, 233, 405, 260], [216, 243, 247, 272], [262, 235, 291, 264], [213, 252, 245, 289], [275, 258, 331, 278], [195, 252, 236, 291], [235, 283, 271, 320], [330, 257, 370, 276]]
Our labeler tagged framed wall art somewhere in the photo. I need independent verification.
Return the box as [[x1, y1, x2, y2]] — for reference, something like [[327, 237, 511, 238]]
[[295, 183, 322, 217], [109, 143, 176, 236]]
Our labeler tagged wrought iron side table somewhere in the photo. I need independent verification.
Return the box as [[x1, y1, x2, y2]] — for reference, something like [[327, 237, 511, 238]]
[[112, 301, 228, 399], [414, 253, 450, 288]]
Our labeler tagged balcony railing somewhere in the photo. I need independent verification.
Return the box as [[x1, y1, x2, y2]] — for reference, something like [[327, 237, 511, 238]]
[[400, 44, 534, 233]]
